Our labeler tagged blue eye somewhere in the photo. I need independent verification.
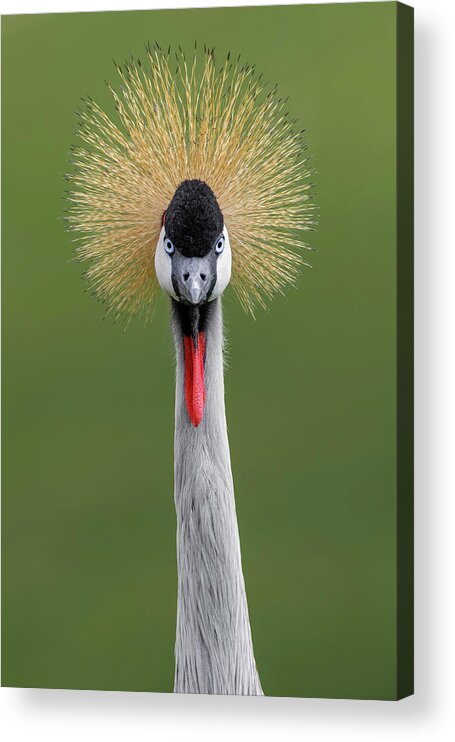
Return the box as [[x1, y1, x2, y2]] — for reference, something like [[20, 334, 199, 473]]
[[215, 235, 225, 254], [164, 237, 175, 255]]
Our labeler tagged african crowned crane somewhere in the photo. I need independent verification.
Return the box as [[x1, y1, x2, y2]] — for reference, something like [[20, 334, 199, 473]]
[[68, 44, 315, 696]]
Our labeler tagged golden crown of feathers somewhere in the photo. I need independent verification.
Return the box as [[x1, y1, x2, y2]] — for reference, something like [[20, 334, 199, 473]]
[[67, 43, 316, 319]]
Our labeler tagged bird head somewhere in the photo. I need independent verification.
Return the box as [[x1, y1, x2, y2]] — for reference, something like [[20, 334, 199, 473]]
[[67, 45, 316, 428], [155, 180, 231, 307], [154, 179, 231, 428]]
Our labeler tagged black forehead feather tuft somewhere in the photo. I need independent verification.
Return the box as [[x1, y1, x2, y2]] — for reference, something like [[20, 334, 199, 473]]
[[165, 179, 224, 257]]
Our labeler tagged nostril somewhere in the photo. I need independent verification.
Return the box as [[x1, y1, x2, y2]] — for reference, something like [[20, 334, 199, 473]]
[[183, 272, 190, 282], [200, 273, 206, 282]]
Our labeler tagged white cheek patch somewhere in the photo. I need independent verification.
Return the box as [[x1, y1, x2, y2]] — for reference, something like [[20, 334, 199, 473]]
[[154, 226, 178, 300], [210, 226, 232, 301]]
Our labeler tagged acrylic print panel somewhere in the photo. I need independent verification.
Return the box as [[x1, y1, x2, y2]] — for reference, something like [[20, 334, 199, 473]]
[[1, 2, 414, 699]]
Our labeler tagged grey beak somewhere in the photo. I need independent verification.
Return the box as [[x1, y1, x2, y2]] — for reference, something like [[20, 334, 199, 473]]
[[172, 253, 216, 306]]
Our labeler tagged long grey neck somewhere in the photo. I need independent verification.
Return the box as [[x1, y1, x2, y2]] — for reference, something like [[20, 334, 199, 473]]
[[171, 298, 262, 695]]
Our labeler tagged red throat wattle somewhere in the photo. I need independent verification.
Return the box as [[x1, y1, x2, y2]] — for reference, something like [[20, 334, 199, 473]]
[[183, 332, 206, 427]]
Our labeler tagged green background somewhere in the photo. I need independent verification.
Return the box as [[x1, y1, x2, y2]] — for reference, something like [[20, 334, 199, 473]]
[[2, 2, 399, 698]]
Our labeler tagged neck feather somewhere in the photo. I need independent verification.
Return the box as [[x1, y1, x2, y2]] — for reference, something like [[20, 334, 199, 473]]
[[171, 298, 262, 695]]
